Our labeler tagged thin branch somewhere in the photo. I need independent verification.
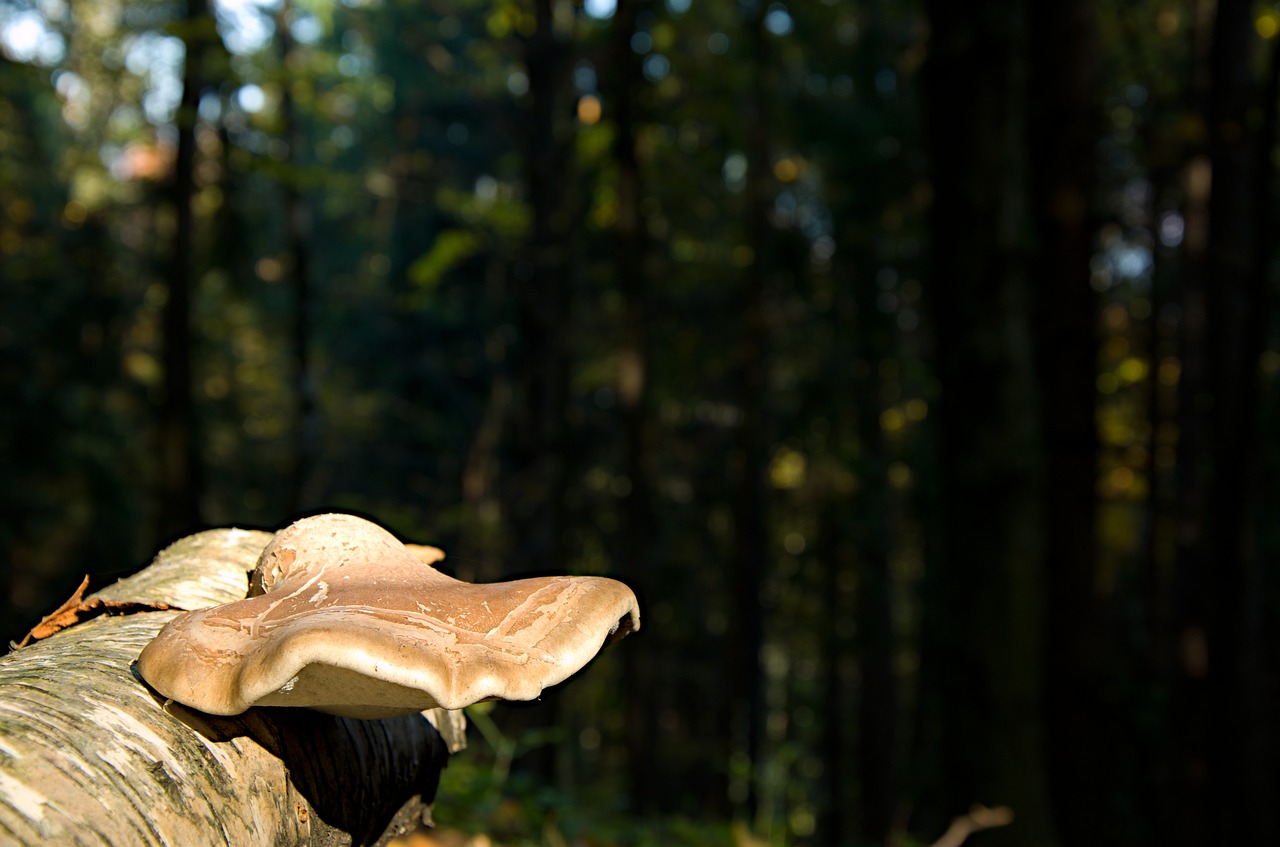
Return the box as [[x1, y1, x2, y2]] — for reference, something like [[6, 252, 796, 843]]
[[930, 804, 1016, 847]]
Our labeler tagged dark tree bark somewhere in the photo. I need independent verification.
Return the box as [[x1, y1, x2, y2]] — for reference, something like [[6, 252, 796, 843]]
[[1241, 33, 1280, 845], [1200, 1, 1274, 841], [850, 404, 895, 843], [457, 258, 513, 584], [921, 2, 1055, 843], [726, 6, 771, 823], [503, 0, 576, 787], [278, 1, 318, 514], [608, 0, 658, 815], [1026, 3, 1105, 845], [817, 257, 894, 845], [1166, 8, 1218, 844], [1168, 3, 1270, 845], [818, 497, 853, 845], [158, 0, 212, 541], [850, 254, 897, 844], [510, 0, 573, 579]]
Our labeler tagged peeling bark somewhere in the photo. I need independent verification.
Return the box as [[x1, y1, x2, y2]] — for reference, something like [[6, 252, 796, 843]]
[[0, 529, 452, 847]]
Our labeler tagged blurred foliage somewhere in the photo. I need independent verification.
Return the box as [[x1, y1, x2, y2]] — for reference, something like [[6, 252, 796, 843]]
[[434, 704, 740, 847]]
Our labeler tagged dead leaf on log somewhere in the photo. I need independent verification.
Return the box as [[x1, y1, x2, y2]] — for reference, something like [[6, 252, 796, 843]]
[[12, 575, 182, 650]]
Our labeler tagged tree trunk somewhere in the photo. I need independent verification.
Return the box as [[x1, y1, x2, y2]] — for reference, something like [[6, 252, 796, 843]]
[[1241, 31, 1280, 845], [921, 2, 1055, 843], [1201, 1, 1272, 841], [505, 0, 576, 785], [1027, 2, 1104, 844], [457, 260, 513, 584], [850, 268, 897, 844], [609, 0, 657, 816], [1168, 3, 1268, 844], [278, 1, 318, 514], [1166, 5, 1217, 842], [159, 0, 210, 541], [0, 529, 453, 846], [817, 496, 853, 845], [727, 6, 771, 824], [510, 0, 574, 580]]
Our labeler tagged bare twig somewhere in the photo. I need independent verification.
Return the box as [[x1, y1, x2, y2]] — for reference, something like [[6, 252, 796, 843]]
[[930, 804, 1015, 847]]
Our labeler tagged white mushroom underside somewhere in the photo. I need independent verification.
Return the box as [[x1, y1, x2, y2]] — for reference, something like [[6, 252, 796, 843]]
[[242, 608, 634, 719], [139, 577, 639, 717]]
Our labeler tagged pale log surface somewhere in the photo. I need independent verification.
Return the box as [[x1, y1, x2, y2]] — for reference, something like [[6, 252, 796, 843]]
[[0, 528, 453, 847]]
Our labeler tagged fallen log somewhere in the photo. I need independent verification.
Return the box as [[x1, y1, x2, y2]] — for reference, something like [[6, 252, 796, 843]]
[[0, 527, 453, 847]]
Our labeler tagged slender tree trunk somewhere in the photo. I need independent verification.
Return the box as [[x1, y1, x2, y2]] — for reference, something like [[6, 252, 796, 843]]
[[727, 7, 771, 824], [817, 260, 875, 846], [1242, 33, 1280, 844], [609, 0, 657, 815], [1130, 6, 1186, 764], [506, 0, 575, 786], [278, 2, 317, 514], [1027, 3, 1103, 844], [1166, 7, 1216, 842], [922, 2, 1054, 843], [818, 497, 853, 845], [1167, 4, 1263, 844], [457, 258, 513, 584], [511, 0, 573, 578], [1200, 2, 1272, 841], [850, 259, 896, 844], [158, 0, 210, 541]]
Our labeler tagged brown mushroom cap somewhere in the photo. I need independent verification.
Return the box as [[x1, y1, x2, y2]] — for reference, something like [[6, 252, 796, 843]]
[[136, 514, 640, 719]]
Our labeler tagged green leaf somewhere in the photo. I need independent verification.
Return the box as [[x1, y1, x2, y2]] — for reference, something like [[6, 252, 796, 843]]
[[406, 228, 483, 291]]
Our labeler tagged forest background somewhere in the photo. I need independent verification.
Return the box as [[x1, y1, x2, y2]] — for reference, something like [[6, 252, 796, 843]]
[[2, 0, 1279, 845]]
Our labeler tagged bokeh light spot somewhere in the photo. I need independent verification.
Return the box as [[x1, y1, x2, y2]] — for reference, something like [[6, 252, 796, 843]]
[[577, 94, 602, 125]]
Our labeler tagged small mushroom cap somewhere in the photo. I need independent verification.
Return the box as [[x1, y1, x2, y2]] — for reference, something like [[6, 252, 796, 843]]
[[136, 514, 640, 719]]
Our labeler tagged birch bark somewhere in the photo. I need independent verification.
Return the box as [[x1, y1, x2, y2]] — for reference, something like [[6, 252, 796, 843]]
[[0, 528, 454, 847]]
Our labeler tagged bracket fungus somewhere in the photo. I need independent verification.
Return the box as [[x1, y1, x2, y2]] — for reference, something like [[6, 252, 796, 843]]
[[136, 514, 640, 720]]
